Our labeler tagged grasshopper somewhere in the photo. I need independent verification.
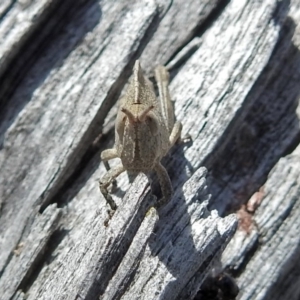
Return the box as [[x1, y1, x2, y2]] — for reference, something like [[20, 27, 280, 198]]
[[99, 60, 182, 211]]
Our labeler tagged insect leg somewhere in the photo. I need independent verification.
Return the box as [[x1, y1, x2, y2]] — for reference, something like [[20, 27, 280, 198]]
[[101, 148, 118, 171], [169, 121, 182, 148], [155, 65, 174, 132], [99, 163, 125, 210], [154, 162, 173, 207]]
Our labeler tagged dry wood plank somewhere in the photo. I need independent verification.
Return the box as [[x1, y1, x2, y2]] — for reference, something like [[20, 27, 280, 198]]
[[24, 168, 236, 300], [0, 0, 299, 299], [0, 204, 62, 299], [214, 0, 300, 268], [206, 7, 300, 216], [0, 0, 159, 274], [0, 0, 229, 290], [20, 0, 289, 298], [24, 175, 156, 299], [100, 169, 237, 300], [222, 144, 300, 300], [214, 2, 300, 299], [0, 0, 83, 112], [157, 0, 291, 217], [241, 147, 300, 300], [0, 0, 60, 73], [140, 0, 223, 70], [0, 1, 14, 18]]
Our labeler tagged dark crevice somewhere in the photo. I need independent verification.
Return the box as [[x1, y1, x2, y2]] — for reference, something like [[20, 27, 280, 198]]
[[195, 271, 240, 300], [0, 0, 17, 22], [0, 0, 95, 147], [15, 228, 68, 296], [204, 16, 300, 216], [0, 0, 101, 280], [192, 256, 216, 300], [188, 247, 226, 299], [84, 194, 155, 300], [2, 5, 162, 288], [282, 131, 300, 157], [0, 250, 13, 279], [271, 0, 290, 26], [0, 210, 34, 278], [166, 0, 230, 69], [37, 5, 163, 214], [105, 242, 148, 300], [166, 39, 202, 78], [226, 237, 260, 278], [264, 244, 300, 299], [40, 127, 114, 212], [195, 13, 299, 295], [191, 0, 230, 37], [0, 0, 83, 112], [160, 0, 174, 19], [1, 0, 296, 298]]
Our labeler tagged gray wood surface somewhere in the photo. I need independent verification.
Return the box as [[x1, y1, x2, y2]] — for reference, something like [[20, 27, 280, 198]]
[[0, 0, 300, 299]]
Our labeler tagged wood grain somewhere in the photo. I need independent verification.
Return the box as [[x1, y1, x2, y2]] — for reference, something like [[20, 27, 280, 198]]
[[0, 0, 299, 299]]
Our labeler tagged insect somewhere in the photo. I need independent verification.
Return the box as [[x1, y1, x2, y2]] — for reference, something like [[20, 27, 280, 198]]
[[99, 60, 182, 211]]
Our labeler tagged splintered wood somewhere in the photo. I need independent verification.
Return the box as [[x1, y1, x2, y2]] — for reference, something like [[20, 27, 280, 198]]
[[0, 0, 299, 299]]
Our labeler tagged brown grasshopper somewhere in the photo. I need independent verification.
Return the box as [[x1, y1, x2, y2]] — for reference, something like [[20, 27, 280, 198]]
[[99, 60, 182, 210]]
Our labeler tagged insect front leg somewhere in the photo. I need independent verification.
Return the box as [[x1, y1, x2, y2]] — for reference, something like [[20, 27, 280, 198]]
[[169, 121, 182, 148], [101, 148, 118, 171], [99, 163, 125, 211], [154, 162, 173, 207]]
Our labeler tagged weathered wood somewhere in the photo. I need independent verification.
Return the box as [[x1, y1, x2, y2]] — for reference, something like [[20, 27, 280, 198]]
[[0, 0, 159, 273], [100, 169, 236, 300], [0, 0, 59, 73], [0, 204, 62, 299], [0, 0, 83, 110], [1, 0, 300, 299], [140, 0, 223, 71], [18, 168, 235, 300], [222, 144, 300, 300], [219, 3, 300, 298]]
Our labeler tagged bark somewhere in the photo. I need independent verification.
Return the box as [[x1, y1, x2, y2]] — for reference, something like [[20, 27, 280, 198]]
[[0, 0, 299, 299]]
